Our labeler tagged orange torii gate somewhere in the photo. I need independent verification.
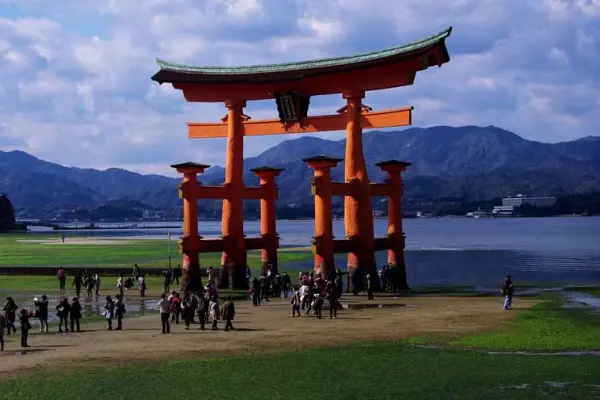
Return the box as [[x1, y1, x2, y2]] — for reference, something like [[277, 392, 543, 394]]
[[152, 27, 452, 292]]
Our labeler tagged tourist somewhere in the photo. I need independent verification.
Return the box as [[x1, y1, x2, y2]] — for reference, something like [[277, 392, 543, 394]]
[[171, 264, 181, 286], [94, 269, 101, 296], [502, 275, 515, 310], [138, 274, 146, 297], [282, 272, 291, 298], [0, 314, 5, 351], [273, 274, 282, 298], [85, 271, 95, 298], [245, 265, 252, 288], [197, 293, 208, 330], [182, 293, 193, 330], [72, 271, 84, 298], [170, 292, 182, 324], [158, 293, 171, 334], [70, 297, 82, 332], [209, 296, 219, 330], [56, 297, 70, 333], [3, 297, 18, 335], [190, 292, 199, 324], [334, 270, 344, 298], [162, 267, 172, 293], [379, 266, 387, 293], [222, 296, 235, 332], [251, 278, 261, 306], [260, 274, 270, 302], [104, 296, 115, 331], [290, 286, 301, 317], [115, 294, 125, 330], [116, 273, 124, 297], [19, 308, 32, 347], [326, 281, 337, 319], [34, 295, 49, 333], [366, 274, 374, 300], [133, 264, 141, 280], [57, 266, 66, 291], [312, 294, 324, 319], [61, 233, 65, 243]]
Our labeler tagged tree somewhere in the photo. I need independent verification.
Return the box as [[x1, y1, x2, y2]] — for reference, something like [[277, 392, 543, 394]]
[[0, 193, 16, 231]]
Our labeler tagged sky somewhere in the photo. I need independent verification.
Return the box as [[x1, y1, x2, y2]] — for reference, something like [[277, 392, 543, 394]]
[[0, 0, 599, 177]]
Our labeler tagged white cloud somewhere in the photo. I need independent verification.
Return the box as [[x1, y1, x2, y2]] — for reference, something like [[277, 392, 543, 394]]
[[0, 0, 599, 175]]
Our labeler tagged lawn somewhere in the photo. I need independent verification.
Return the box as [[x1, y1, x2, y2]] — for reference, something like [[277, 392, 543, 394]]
[[0, 233, 311, 268], [407, 296, 600, 352], [0, 342, 598, 399]]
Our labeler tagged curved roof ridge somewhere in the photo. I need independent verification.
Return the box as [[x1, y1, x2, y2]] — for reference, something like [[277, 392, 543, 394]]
[[155, 27, 452, 75]]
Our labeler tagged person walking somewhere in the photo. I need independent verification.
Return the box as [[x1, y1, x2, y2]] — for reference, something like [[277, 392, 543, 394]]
[[326, 281, 337, 319], [3, 297, 18, 335], [290, 286, 301, 317], [222, 296, 235, 332], [94, 269, 101, 296], [19, 309, 32, 348], [502, 274, 515, 310], [158, 293, 170, 334], [72, 271, 84, 298], [163, 268, 172, 293], [57, 266, 66, 291], [104, 296, 115, 331], [116, 273, 124, 297], [209, 297, 219, 331], [70, 297, 82, 332], [115, 294, 125, 330], [37, 295, 49, 333]]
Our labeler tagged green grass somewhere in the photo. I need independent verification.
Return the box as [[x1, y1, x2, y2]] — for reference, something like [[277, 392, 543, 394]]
[[452, 298, 600, 351], [1, 342, 599, 399], [0, 233, 311, 268]]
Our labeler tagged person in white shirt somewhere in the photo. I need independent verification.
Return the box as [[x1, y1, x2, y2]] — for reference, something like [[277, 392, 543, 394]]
[[158, 294, 171, 333]]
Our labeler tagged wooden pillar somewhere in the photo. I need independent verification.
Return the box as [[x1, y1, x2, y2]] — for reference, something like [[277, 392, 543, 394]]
[[220, 100, 248, 290], [376, 160, 411, 290], [342, 90, 376, 291], [303, 155, 342, 281], [171, 162, 210, 294], [251, 166, 284, 277]]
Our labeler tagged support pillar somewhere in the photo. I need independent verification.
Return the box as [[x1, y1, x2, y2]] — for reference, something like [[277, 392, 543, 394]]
[[251, 166, 284, 277], [171, 162, 210, 294], [303, 156, 342, 281], [342, 91, 377, 291], [376, 160, 411, 290], [220, 100, 248, 290]]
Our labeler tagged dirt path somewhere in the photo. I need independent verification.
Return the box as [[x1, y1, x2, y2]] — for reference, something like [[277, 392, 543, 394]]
[[0, 295, 533, 379]]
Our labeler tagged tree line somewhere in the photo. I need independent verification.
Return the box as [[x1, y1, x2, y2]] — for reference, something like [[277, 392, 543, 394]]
[[0, 193, 17, 231]]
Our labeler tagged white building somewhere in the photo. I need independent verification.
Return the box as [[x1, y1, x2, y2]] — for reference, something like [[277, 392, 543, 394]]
[[502, 194, 556, 208]]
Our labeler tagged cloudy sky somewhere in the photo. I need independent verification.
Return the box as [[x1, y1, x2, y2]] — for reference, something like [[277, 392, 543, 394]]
[[0, 0, 598, 176]]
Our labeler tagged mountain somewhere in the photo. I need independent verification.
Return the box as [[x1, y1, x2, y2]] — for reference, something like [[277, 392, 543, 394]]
[[1, 126, 599, 219]]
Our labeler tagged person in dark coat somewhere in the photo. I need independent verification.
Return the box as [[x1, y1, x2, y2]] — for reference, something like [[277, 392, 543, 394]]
[[171, 265, 181, 286], [222, 296, 235, 332], [57, 297, 70, 333], [281, 272, 291, 298], [19, 308, 32, 347], [85, 272, 95, 298], [326, 281, 337, 319], [182, 293, 194, 330], [115, 294, 125, 330], [366, 274, 374, 300], [72, 271, 84, 298], [197, 295, 208, 331], [104, 296, 115, 331], [251, 278, 261, 306], [260, 274, 270, 302], [313, 295, 324, 319], [163, 267, 172, 293], [70, 297, 82, 332], [3, 297, 18, 335], [36, 295, 49, 333]]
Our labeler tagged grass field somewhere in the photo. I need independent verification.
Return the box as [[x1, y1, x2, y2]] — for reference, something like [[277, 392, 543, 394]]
[[1, 342, 599, 399], [0, 292, 599, 398], [0, 234, 311, 268], [406, 296, 600, 352]]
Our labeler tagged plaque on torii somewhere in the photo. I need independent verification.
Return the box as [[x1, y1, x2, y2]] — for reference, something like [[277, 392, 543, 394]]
[[152, 27, 452, 292]]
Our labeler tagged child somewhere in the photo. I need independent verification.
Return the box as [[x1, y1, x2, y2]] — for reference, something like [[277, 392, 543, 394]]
[[290, 286, 301, 317], [0, 314, 5, 351]]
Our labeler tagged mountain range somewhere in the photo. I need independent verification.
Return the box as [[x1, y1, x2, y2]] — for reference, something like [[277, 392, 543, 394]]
[[1, 125, 599, 219]]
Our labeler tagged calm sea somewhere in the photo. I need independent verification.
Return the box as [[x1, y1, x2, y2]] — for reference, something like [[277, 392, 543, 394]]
[[31, 217, 600, 286]]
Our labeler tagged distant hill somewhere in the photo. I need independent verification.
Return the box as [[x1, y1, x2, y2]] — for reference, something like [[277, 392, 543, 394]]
[[1, 126, 599, 219]]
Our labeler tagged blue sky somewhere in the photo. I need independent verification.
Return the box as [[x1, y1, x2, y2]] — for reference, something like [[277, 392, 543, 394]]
[[0, 0, 598, 176]]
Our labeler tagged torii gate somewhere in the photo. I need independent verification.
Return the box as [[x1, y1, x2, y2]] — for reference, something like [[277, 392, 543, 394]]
[[152, 27, 452, 292]]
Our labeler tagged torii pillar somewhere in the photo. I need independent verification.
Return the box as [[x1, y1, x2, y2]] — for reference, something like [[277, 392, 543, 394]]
[[377, 160, 411, 290], [303, 156, 342, 280], [251, 166, 284, 277], [343, 90, 377, 290], [171, 162, 210, 294], [220, 100, 248, 289]]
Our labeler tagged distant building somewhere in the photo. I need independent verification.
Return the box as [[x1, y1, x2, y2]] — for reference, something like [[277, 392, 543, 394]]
[[502, 194, 556, 208], [492, 205, 515, 217]]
